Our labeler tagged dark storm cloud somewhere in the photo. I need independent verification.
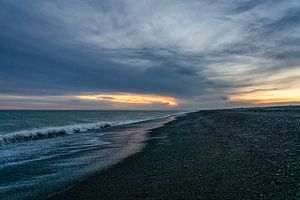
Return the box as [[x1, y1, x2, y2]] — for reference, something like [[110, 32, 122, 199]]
[[0, 0, 300, 109]]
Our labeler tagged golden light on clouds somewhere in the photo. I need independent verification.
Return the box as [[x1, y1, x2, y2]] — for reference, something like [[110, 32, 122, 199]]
[[77, 93, 178, 106], [229, 86, 300, 104], [228, 67, 300, 105]]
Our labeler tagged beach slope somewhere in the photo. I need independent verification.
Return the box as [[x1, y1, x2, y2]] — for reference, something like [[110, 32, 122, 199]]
[[49, 107, 299, 200]]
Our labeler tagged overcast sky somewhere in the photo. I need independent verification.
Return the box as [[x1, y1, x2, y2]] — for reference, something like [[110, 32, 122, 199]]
[[0, 0, 300, 110]]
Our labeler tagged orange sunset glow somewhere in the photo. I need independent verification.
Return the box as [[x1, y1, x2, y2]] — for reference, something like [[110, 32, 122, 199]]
[[2, 1, 300, 199], [229, 86, 300, 104], [77, 93, 178, 106]]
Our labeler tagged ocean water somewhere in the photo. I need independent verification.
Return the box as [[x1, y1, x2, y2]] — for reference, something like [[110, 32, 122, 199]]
[[0, 110, 182, 200]]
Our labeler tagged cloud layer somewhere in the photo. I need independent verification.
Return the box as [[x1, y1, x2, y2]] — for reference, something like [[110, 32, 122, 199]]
[[0, 0, 300, 109]]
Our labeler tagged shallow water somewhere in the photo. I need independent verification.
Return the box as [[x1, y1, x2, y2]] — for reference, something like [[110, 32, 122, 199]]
[[0, 110, 181, 200]]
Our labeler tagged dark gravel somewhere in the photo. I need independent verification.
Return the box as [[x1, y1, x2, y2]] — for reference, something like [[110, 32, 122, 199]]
[[48, 106, 300, 200]]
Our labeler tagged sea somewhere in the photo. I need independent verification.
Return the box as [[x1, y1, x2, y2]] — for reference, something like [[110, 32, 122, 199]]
[[0, 110, 184, 200]]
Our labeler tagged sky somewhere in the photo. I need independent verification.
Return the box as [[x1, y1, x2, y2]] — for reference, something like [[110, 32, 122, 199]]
[[0, 0, 300, 110]]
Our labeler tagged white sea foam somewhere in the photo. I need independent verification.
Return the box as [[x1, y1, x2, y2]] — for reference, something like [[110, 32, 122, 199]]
[[0, 113, 185, 144]]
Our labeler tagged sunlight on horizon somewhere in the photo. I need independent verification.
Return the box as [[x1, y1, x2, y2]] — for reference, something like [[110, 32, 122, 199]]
[[77, 93, 178, 106], [229, 86, 300, 105]]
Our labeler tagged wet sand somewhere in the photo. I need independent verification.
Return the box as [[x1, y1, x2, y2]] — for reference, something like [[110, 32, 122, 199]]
[[48, 106, 300, 200]]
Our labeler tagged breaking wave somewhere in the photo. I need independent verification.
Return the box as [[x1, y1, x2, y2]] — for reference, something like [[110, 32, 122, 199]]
[[0, 122, 113, 144], [0, 113, 184, 145]]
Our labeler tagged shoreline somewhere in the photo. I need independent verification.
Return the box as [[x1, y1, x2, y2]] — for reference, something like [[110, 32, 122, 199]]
[[44, 114, 179, 199], [0, 111, 181, 200], [48, 107, 299, 199]]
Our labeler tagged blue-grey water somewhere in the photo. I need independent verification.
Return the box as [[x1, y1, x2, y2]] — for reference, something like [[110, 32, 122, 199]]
[[0, 110, 182, 200]]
